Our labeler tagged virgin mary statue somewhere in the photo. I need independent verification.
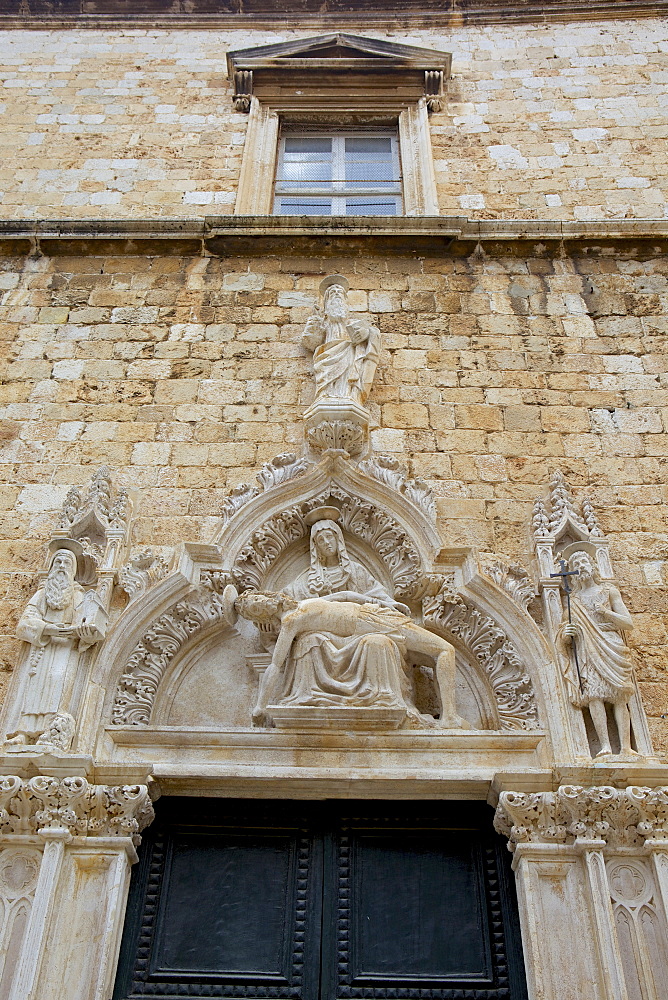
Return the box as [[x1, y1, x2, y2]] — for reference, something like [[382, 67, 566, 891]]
[[278, 513, 413, 712]]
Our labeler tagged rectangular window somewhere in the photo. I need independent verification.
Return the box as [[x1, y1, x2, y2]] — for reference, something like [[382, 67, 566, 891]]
[[274, 131, 402, 216]]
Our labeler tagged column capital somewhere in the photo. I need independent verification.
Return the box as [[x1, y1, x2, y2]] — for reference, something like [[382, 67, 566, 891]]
[[0, 775, 154, 844], [495, 784, 668, 852]]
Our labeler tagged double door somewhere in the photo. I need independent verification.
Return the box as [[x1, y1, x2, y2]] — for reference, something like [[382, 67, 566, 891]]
[[114, 798, 527, 1000]]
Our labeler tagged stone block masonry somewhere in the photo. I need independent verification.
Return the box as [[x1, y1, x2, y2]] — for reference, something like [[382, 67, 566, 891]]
[[0, 247, 667, 750], [0, 17, 668, 220]]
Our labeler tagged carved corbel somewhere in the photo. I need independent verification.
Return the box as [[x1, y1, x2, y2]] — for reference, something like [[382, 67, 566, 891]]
[[233, 70, 253, 112], [424, 69, 444, 112]]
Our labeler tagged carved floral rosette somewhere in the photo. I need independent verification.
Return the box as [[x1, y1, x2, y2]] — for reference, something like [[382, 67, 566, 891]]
[[494, 785, 668, 851], [0, 775, 154, 844]]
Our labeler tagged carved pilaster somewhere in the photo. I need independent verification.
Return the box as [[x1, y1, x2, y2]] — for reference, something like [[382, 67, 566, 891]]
[[0, 777, 154, 1000]]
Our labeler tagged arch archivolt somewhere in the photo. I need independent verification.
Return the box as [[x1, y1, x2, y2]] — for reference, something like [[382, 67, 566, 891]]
[[109, 572, 544, 732]]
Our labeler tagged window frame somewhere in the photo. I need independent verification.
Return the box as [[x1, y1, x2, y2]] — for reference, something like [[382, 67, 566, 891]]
[[273, 128, 403, 217], [235, 100, 439, 217]]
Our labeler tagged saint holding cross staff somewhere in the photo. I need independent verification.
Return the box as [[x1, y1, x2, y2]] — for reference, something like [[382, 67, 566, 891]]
[[554, 542, 637, 757]]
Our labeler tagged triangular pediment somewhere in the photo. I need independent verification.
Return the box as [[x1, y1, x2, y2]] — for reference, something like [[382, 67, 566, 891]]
[[227, 33, 451, 74]]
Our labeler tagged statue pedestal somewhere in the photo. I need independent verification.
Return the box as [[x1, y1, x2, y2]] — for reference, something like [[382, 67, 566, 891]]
[[304, 398, 370, 457], [267, 706, 407, 731]]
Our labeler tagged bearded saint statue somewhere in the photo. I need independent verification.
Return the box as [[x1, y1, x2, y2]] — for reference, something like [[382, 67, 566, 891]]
[[7, 541, 104, 745], [302, 275, 380, 407]]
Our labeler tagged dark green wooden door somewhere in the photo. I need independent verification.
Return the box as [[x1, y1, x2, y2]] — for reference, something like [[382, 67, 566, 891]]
[[114, 800, 527, 1000]]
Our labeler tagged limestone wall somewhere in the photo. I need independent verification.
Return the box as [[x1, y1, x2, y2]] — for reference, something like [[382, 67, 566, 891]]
[[0, 248, 666, 748], [0, 17, 667, 220]]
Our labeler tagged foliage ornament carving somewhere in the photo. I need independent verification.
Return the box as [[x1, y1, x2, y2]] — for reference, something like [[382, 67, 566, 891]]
[[0, 775, 153, 844], [358, 456, 436, 521], [422, 581, 539, 730], [233, 486, 422, 596], [112, 583, 231, 725], [479, 558, 535, 612], [494, 785, 668, 851], [221, 453, 311, 525], [118, 549, 171, 602]]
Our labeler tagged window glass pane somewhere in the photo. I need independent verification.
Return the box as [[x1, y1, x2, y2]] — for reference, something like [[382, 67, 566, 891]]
[[346, 198, 398, 216], [345, 137, 395, 184], [280, 137, 332, 185], [274, 133, 401, 216], [277, 197, 332, 215]]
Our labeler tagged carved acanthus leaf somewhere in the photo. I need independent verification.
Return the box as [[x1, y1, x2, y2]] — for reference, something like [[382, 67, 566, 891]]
[[221, 453, 311, 525], [480, 558, 535, 611], [118, 548, 171, 602], [358, 456, 436, 521], [582, 496, 604, 537], [112, 585, 229, 725], [423, 583, 539, 730], [531, 497, 551, 538], [0, 776, 153, 844], [232, 486, 422, 597], [307, 420, 366, 456], [256, 453, 311, 491], [494, 785, 667, 851]]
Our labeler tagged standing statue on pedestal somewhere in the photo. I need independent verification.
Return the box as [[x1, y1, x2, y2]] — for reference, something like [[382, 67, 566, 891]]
[[302, 275, 381, 407], [6, 540, 106, 747], [556, 543, 636, 756]]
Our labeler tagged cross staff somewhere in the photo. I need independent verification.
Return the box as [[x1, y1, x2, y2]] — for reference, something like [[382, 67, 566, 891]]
[[550, 559, 583, 693]]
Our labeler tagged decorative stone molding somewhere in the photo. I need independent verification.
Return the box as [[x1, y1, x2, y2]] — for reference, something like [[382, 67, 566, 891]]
[[112, 585, 229, 725], [232, 484, 422, 596], [0, 775, 153, 844], [358, 456, 436, 522], [226, 34, 451, 114], [422, 581, 539, 730], [479, 558, 535, 611], [495, 786, 668, 851], [118, 548, 171, 603], [306, 420, 366, 457], [221, 453, 311, 525]]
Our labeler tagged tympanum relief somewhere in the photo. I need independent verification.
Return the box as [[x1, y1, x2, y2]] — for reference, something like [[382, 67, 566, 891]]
[[222, 507, 467, 731]]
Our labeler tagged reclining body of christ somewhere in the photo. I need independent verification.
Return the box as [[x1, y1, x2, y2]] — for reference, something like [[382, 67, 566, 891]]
[[228, 589, 468, 730]]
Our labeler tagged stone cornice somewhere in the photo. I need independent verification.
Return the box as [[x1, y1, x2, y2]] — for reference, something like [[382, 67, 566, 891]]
[[2, 217, 668, 258], [0, 775, 154, 843], [0, 0, 665, 27]]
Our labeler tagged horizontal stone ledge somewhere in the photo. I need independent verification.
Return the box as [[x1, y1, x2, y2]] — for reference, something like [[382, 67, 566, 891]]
[[2, 216, 668, 259], [0, 0, 665, 26]]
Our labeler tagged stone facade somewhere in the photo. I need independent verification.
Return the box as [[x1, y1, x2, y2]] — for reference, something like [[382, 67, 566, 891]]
[[1, 248, 667, 751], [0, 17, 667, 220]]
